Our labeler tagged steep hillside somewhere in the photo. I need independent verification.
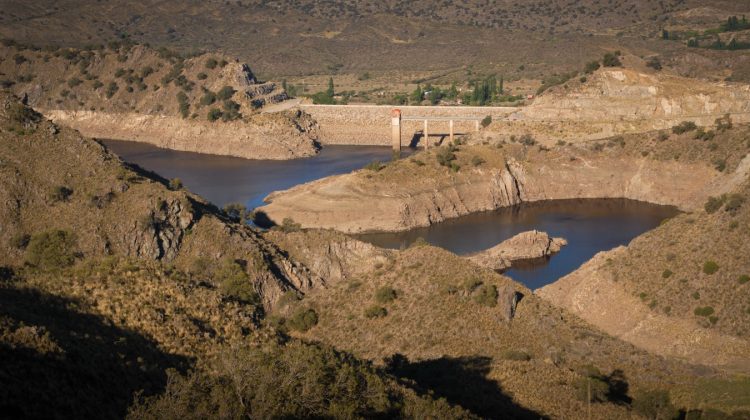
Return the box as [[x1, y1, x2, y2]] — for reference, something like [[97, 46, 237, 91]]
[[0, 93, 476, 418], [3, 0, 750, 82], [0, 42, 319, 159], [0, 91, 322, 307], [267, 233, 750, 417], [538, 180, 750, 370]]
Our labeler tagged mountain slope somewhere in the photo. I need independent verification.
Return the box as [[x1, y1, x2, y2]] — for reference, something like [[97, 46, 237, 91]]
[[0, 42, 319, 159]]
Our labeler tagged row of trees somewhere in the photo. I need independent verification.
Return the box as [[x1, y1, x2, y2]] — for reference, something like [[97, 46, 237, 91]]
[[293, 74, 523, 106], [408, 76, 508, 106]]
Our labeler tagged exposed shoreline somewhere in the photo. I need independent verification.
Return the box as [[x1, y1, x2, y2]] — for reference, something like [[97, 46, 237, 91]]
[[43, 109, 320, 160]]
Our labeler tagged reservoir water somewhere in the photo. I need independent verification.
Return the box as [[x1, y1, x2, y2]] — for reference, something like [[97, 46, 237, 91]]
[[102, 140, 678, 289], [103, 139, 413, 209], [355, 199, 677, 289]]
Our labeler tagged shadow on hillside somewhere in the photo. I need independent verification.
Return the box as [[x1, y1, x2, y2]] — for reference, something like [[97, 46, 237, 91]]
[[386, 354, 545, 419], [0, 286, 190, 419]]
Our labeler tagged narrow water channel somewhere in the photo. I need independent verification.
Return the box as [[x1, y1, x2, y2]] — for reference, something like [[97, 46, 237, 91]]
[[102, 139, 413, 209], [102, 140, 678, 289]]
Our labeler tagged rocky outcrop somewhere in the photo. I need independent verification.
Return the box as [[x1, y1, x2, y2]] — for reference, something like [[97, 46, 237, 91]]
[[129, 197, 194, 260], [468, 230, 567, 271], [264, 230, 393, 284]]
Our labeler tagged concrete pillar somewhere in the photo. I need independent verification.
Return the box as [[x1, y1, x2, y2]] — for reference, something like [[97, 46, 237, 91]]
[[391, 109, 401, 152], [424, 120, 429, 149], [449, 120, 454, 144], [475, 119, 480, 132]]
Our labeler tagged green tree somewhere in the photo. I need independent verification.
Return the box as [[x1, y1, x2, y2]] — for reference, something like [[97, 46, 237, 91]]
[[326, 77, 334, 98], [410, 84, 423, 104], [25, 230, 77, 271], [447, 82, 458, 100]]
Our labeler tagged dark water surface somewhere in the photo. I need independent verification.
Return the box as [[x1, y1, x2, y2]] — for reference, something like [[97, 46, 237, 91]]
[[102, 140, 677, 289], [356, 199, 678, 289], [102, 139, 412, 209]]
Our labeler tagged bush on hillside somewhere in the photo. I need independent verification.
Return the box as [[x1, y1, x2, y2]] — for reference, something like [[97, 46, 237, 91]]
[[715, 114, 733, 131], [473, 284, 498, 307], [739, 275, 750, 285], [168, 178, 183, 191], [646, 57, 663, 71], [50, 186, 73, 202], [724, 194, 745, 215], [573, 376, 610, 403], [364, 305, 388, 319], [277, 217, 302, 233], [205, 58, 218, 69], [672, 121, 697, 134], [67, 77, 83, 88], [221, 100, 241, 121], [436, 145, 457, 167], [196, 72, 207, 80], [217, 259, 259, 304], [712, 158, 727, 172], [694, 306, 715, 317], [200, 90, 216, 106], [703, 261, 719, 275], [207, 108, 222, 121], [10, 233, 31, 249], [471, 156, 485, 166], [632, 389, 678, 419], [481, 115, 492, 128], [222, 203, 249, 222], [216, 86, 236, 100], [704, 195, 727, 214], [602, 52, 622, 67], [128, 340, 463, 418], [501, 349, 531, 361], [25, 230, 77, 270], [374, 286, 397, 304], [105, 81, 119, 98], [584, 60, 601, 74], [519, 134, 536, 146], [287, 308, 319, 331], [176, 92, 190, 118], [364, 161, 385, 171]]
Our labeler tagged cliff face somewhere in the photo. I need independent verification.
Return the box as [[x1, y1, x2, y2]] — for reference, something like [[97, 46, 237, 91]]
[[259, 139, 748, 233], [1, 44, 319, 159]]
